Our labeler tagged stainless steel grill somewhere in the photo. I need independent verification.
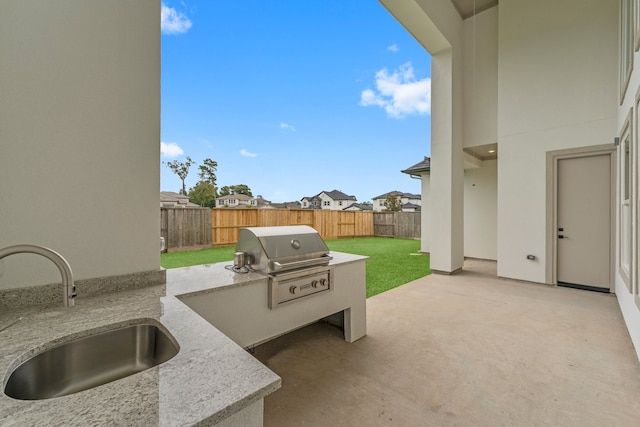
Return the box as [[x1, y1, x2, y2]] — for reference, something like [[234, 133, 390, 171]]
[[235, 226, 333, 308]]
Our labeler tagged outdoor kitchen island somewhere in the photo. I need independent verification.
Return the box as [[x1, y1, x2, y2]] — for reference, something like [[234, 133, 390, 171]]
[[169, 250, 368, 350], [0, 250, 366, 427]]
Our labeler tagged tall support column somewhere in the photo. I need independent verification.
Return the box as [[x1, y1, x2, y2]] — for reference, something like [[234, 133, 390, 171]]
[[430, 49, 464, 274]]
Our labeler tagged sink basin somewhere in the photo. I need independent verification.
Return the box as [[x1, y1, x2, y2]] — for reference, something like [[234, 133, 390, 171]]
[[4, 322, 179, 400]]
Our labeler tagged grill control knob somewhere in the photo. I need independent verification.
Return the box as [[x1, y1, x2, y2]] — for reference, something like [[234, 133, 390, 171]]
[[289, 286, 298, 294], [319, 279, 328, 287], [311, 280, 319, 288]]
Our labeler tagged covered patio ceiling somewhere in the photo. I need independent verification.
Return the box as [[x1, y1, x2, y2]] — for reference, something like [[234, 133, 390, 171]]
[[451, 0, 498, 19]]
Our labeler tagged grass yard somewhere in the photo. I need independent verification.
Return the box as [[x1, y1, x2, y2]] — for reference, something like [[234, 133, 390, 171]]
[[325, 237, 430, 297], [160, 246, 237, 269], [160, 237, 431, 298]]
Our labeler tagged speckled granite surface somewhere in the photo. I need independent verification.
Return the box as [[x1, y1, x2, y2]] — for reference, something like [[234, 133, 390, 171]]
[[0, 269, 166, 309], [0, 268, 281, 426], [0, 252, 366, 426], [167, 251, 368, 298]]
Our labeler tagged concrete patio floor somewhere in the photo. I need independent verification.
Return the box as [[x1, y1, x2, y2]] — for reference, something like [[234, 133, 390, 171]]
[[253, 259, 640, 426]]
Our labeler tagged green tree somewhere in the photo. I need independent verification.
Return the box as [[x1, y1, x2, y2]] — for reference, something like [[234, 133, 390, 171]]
[[164, 156, 194, 195], [232, 184, 252, 197], [198, 158, 218, 188], [218, 184, 253, 197], [383, 194, 402, 211], [188, 181, 216, 207]]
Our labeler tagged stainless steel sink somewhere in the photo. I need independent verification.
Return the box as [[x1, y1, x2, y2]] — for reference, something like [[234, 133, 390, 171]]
[[4, 322, 179, 400]]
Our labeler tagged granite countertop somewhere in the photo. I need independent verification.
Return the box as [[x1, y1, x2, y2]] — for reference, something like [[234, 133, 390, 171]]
[[167, 251, 368, 298], [0, 275, 280, 426], [0, 251, 366, 426]]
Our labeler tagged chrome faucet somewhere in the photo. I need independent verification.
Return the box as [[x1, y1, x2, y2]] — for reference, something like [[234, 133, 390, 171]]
[[0, 245, 76, 307]]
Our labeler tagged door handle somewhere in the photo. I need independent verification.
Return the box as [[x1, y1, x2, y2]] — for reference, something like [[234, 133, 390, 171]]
[[558, 235, 569, 239]]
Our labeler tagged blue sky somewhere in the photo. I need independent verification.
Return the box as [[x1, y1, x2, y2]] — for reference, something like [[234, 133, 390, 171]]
[[160, 1, 431, 203]]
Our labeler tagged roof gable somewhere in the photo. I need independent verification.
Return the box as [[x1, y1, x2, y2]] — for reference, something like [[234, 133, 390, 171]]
[[372, 191, 422, 200], [321, 189, 357, 201]]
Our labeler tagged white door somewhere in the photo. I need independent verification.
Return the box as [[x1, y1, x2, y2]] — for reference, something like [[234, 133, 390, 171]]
[[557, 154, 611, 290]]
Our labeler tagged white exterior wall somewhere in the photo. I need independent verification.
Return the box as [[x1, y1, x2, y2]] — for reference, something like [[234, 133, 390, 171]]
[[216, 197, 251, 207], [497, 0, 617, 283], [462, 7, 498, 149], [417, 161, 495, 261], [318, 193, 352, 210], [420, 175, 431, 254], [0, 0, 160, 288], [373, 199, 386, 212], [617, 1, 640, 360], [383, 0, 640, 362], [464, 160, 497, 260], [318, 193, 331, 210], [372, 195, 421, 212], [460, 6, 498, 261]]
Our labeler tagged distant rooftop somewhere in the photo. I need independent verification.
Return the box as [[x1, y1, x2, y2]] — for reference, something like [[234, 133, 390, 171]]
[[401, 156, 431, 177], [372, 191, 421, 200]]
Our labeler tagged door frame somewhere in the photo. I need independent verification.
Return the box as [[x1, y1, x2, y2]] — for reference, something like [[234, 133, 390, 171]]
[[545, 144, 617, 288]]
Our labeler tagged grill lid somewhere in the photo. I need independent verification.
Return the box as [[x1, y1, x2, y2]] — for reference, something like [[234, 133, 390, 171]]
[[236, 225, 331, 273]]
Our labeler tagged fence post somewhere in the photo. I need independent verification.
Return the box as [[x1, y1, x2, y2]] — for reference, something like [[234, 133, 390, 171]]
[[161, 207, 212, 252]]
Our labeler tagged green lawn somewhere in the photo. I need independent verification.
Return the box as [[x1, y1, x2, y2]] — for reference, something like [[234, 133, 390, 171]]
[[161, 237, 431, 298], [160, 246, 237, 269], [325, 237, 430, 297]]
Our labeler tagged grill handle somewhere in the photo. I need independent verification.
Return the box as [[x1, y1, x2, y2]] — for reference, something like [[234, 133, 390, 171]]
[[270, 255, 333, 272]]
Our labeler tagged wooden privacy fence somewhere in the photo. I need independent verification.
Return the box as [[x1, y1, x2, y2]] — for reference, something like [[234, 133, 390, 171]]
[[373, 211, 421, 240], [161, 208, 420, 251], [161, 207, 212, 252], [213, 209, 374, 246]]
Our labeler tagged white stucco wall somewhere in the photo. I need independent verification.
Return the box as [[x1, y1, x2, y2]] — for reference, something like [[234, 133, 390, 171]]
[[420, 175, 431, 254], [418, 160, 495, 261], [496, 0, 617, 283], [0, 0, 160, 288], [462, 6, 498, 149], [464, 160, 497, 260]]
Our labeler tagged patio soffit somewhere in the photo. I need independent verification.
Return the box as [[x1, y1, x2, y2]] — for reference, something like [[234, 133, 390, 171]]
[[463, 143, 498, 161], [451, 0, 498, 19]]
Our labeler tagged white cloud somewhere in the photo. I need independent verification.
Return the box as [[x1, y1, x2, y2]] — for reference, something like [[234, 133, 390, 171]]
[[359, 62, 431, 119], [240, 149, 257, 158], [280, 122, 296, 132], [387, 44, 399, 52], [160, 141, 184, 157], [161, 2, 192, 35]]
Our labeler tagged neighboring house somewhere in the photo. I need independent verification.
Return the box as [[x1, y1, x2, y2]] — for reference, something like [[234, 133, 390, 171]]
[[343, 203, 373, 212], [372, 191, 422, 212], [270, 201, 302, 209], [400, 203, 421, 213], [215, 194, 252, 208], [300, 195, 322, 209], [383, 0, 640, 360], [215, 194, 276, 208], [160, 191, 200, 208], [401, 156, 431, 178], [301, 190, 357, 210], [250, 196, 272, 209]]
